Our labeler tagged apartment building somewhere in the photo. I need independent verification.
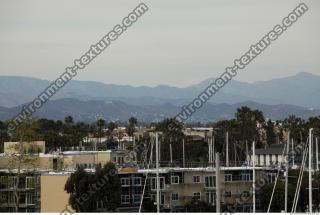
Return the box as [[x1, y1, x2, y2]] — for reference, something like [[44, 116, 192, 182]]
[[0, 171, 41, 212], [118, 166, 276, 212]]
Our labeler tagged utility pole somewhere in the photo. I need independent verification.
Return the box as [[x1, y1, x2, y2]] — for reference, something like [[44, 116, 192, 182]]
[[285, 132, 290, 212], [226, 132, 229, 167], [156, 133, 160, 213], [309, 128, 313, 213], [215, 153, 220, 213], [252, 141, 256, 213]]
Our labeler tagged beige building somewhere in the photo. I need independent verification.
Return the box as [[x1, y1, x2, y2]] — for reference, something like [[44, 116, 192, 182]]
[[40, 173, 73, 213], [118, 166, 276, 212], [0, 148, 129, 172], [4, 141, 45, 155]]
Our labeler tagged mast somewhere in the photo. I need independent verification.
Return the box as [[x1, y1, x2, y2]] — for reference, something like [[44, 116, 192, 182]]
[[285, 132, 290, 212], [208, 138, 212, 164], [292, 138, 295, 166], [252, 141, 256, 213], [226, 132, 229, 167], [215, 153, 220, 212], [156, 132, 160, 213], [183, 139, 185, 168], [309, 128, 313, 213], [246, 140, 249, 165], [170, 143, 173, 164], [234, 142, 237, 166], [212, 137, 215, 168], [316, 137, 319, 171]]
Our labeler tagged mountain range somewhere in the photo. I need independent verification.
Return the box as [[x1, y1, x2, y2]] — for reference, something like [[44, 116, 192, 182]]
[[0, 72, 319, 122]]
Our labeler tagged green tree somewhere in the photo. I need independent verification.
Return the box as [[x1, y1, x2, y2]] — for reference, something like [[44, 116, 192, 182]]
[[264, 120, 276, 145], [65, 162, 120, 212], [141, 199, 156, 212], [126, 117, 137, 137], [235, 106, 265, 145], [259, 181, 295, 212], [283, 115, 306, 143], [9, 118, 39, 212], [96, 118, 106, 144], [307, 116, 320, 137], [0, 120, 9, 153], [185, 199, 215, 212], [106, 121, 117, 140], [155, 118, 185, 164]]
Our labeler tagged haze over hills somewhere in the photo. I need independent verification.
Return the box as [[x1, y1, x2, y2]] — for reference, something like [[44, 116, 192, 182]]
[[0, 72, 319, 109], [0, 72, 319, 122], [0, 98, 319, 123]]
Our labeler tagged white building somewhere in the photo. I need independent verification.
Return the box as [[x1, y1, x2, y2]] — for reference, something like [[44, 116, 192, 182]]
[[249, 144, 287, 167]]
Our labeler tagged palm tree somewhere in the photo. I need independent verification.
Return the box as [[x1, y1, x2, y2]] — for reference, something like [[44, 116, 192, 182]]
[[96, 119, 106, 148], [126, 117, 137, 137], [235, 106, 265, 144], [283, 115, 306, 143], [107, 122, 117, 140]]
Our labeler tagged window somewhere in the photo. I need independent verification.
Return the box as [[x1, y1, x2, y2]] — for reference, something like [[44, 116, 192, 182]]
[[150, 194, 156, 201], [205, 176, 216, 188], [193, 192, 201, 200], [133, 194, 141, 203], [133, 177, 141, 186], [171, 193, 179, 201], [26, 208, 35, 212], [171, 176, 179, 184], [241, 173, 252, 182], [225, 191, 231, 198], [53, 158, 58, 170], [206, 192, 216, 204], [8, 192, 15, 204], [26, 177, 35, 189], [151, 177, 165, 190], [267, 173, 276, 183], [8, 176, 17, 188], [160, 194, 165, 205], [192, 175, 201, 183], [121, 178, 130, 187], [26, 193, 34, 205], [0, 176, 7, 189], [0, 192, 6, 203], [121, 195, 130, 204], [224, 174, 232, 182], [112, 157, 117, 163]]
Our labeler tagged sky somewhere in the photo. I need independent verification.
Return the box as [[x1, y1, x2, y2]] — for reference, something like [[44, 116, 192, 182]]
[[0, 0, 319, 87]]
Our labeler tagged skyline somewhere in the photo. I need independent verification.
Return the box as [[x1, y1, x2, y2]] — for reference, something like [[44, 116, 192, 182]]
[[0, 0, 319, 87]]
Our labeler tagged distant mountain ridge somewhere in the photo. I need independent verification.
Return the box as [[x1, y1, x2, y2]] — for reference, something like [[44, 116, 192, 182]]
[[0, 98, 319, 123], [0, 72, 319, 109]]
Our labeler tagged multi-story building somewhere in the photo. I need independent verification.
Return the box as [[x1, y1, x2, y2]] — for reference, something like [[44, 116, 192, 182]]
[[0, 171, 41, 212], [0, 141, 136, 212], [0, 140, 279, 213], [118, 166, 277, 212]]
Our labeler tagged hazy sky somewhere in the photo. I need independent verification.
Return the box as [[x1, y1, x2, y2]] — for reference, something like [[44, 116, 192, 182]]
[[0, 0, 319, 87]]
